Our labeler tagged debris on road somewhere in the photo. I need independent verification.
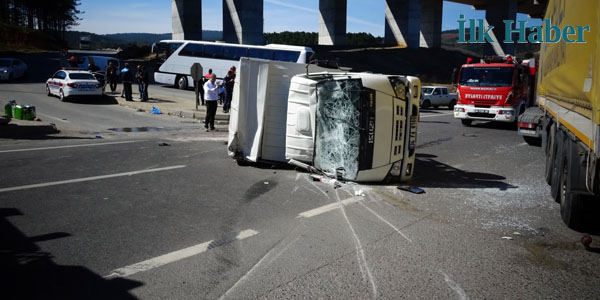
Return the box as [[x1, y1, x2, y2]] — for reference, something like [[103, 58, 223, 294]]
[[354, 189, 365, 197], [397, 186, 425, 194], [152, 106, 162, 114], [95, 135, 102, 139], [158, 142, 171, 146], [501, 236, 513, 240]]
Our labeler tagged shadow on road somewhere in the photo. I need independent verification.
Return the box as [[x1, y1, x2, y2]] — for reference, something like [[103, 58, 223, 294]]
[[466, 121, 518, 131], [0, 208, 142, 300], [66, 95, 119, 105], [411, 153, 517, 190]]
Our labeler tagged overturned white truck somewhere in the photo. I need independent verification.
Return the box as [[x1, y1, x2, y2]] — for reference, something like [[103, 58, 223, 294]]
[[227, 58, 421, 182]]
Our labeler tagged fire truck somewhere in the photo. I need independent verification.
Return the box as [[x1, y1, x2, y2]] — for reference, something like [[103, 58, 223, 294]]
[[454, 56, 536, 126]]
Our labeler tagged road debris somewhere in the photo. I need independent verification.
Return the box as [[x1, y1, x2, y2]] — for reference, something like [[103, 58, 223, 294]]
[[158, 142, 171, 146], [354, 189, 365, 197], [397, 186, 425, 194], [501, 236, 513, 240], [152, 106, 162, 114]]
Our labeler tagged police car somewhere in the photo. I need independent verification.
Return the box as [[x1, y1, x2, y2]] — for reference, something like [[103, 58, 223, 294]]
[[46, 70, 103, 101]]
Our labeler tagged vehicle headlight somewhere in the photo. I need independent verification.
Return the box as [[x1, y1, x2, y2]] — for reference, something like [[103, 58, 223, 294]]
[[2, 70, 7, 73], [390, 161, 403, 176]]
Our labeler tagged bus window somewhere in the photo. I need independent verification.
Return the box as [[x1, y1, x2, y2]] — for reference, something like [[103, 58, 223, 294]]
[[179, 44, 204, 57], [204, 45, 224, 59], [249, 49, 274, 60], [273, 50, 300, 62], [224, 46, 249, 60]]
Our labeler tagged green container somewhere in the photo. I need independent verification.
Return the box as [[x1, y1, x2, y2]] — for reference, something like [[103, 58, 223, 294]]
[[4, 103, 12, 118], [12, 105, 22, 120], [22, 106, 36, 121]]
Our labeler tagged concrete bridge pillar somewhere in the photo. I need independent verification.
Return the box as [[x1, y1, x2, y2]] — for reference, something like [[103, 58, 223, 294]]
[[385, 0, 421, 48], [172, 0, 202, 40], [420, 0, 442, 48], [223, 0, 264, 45], [318, 0, 347, 45], [485, 0, 517, 55]]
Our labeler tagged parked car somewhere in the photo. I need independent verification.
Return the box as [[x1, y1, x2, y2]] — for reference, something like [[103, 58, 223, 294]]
[[46, 70, 103, 101], [0, 58, 27, 81], [420, 86, 457, 109]]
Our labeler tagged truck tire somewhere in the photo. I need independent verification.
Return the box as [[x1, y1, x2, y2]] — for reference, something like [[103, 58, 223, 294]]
[[559, 141, 586, 231], [551, 129, 565, 202], [545, 123, 556, 185], [449, 100, 456, 110], [461, 119, 472, 126], [523, 136, 541, 146], [422, 100, 431, 109], [176, 76, 188, 90]]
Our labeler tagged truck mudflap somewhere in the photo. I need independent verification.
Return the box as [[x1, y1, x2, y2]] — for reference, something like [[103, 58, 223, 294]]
[[517, 106, 546, 138]]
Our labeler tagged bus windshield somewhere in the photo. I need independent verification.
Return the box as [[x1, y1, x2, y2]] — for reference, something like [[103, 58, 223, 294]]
[[459, 67, 514, 87]]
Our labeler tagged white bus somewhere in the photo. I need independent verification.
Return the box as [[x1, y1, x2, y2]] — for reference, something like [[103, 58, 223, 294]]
[[153, 40, 314, 89]]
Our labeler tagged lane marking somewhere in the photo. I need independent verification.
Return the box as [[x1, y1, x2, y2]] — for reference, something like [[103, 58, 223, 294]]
[[297, 196, 362, 218], [0, 165, 186, 193], [517, 142, 528, 147], [37, 113, 71, 123], [440, 270, 469, 300], [105, 229, 259, 279], [419, 112, 454, 118], [359, 200, 412, 243], [0, 140, 145, 154]]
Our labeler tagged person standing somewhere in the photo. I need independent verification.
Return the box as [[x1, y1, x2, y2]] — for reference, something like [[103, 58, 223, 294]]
[[223, 70, 235, 113], [136, 65, 144, 100], [106, 62, 118, 93], [140, 66, 149, 102], [121, 63, 133, 102], [203, 73, 220, 131]]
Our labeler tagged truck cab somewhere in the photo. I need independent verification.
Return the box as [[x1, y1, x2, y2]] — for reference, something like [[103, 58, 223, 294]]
[[454, 56, 536, 126]]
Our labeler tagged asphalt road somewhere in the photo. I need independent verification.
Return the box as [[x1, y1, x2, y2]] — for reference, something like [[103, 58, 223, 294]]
[[1, 80, 599, 300]]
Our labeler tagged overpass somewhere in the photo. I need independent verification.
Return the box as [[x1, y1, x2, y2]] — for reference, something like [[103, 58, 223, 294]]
[[172, 0, 547, 55]]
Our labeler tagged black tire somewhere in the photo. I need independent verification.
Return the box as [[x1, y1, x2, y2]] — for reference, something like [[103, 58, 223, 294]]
[[422, 100, 431, 109], [59, 90, 66, 102], [176, 76, 188, 90], [523, 136, 541, 147], [461, 119, 472, 126], [559, 145, 586, 231], [449, 100, 456, 110], [551, 129, 565, 202], [545, 123, 556, 185], [46, 85, 52, 96]]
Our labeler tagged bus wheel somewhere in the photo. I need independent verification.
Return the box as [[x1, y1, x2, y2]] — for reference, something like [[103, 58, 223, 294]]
[[176, 76, 188, 90]]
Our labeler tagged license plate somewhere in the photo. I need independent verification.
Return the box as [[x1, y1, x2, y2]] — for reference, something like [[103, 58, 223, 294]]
[[519, 129, 536, 135], [79, 85, 93, 89], [475, 109, 489, 113]]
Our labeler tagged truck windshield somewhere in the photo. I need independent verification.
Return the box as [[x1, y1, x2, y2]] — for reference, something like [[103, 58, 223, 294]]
[[459, 67, 514, 87]]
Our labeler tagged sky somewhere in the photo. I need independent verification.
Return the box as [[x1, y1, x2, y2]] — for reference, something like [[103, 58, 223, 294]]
[[75, 0, 542, 35]]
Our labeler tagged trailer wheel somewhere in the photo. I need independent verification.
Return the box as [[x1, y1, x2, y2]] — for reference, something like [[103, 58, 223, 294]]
[[559, 146, 586, 231], [461, 119, 472, 126], [545, 123, 556, 185], [551, 129, 565, 202]]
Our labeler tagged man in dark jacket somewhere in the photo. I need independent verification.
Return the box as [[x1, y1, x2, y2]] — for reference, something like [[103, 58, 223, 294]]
[[121, 63, 133, 101], [106, 62, 118, 93], [138, 65, 149, 102]]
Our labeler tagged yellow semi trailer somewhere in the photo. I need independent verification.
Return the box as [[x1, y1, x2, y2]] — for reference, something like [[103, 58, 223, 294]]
[[518, 0, 599, 231]]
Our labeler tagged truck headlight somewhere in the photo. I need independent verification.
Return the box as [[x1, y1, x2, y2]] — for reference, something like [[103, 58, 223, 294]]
[[390, 161, 402, 176]]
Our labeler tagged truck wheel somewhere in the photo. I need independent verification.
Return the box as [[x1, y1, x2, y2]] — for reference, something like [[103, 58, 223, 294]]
[[176, 76, 188, 90], [422, 100, 431, 109], [449, 100, 456, 110], [559, 147, 586, 231], [461, 119, 472, 126], [523, 136, 541, 146], [545, 123, 556, 185]]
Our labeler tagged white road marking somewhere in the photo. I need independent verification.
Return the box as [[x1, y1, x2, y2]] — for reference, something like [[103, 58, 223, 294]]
[[517, 142, 528, 147], [37, 113, 71, 123], [297, 196, 362, 218], [105, 229, 259, 279], [0, 140, 145, 154], [359, 199, 412, 243], [291, 186, 299, 194], [335, 190, 377, 299], [0, 165, 186, 193], [306, 176, 330, 198], [440, 270, 469, 300], [420, 112, 454, 118]]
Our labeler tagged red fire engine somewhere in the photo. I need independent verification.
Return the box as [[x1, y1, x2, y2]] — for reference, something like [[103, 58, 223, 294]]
[[454, 56, 536, 126]]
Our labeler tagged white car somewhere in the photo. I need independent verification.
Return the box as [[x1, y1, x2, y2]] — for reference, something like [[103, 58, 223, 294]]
[[46, 70, 103, 101], [420, 86, 457, 109], [0, 58, 27, 81]]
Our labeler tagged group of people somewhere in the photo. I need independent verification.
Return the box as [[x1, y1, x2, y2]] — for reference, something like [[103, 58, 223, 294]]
[[202, 66, 236, 131], [103, 63, 149, 102]]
